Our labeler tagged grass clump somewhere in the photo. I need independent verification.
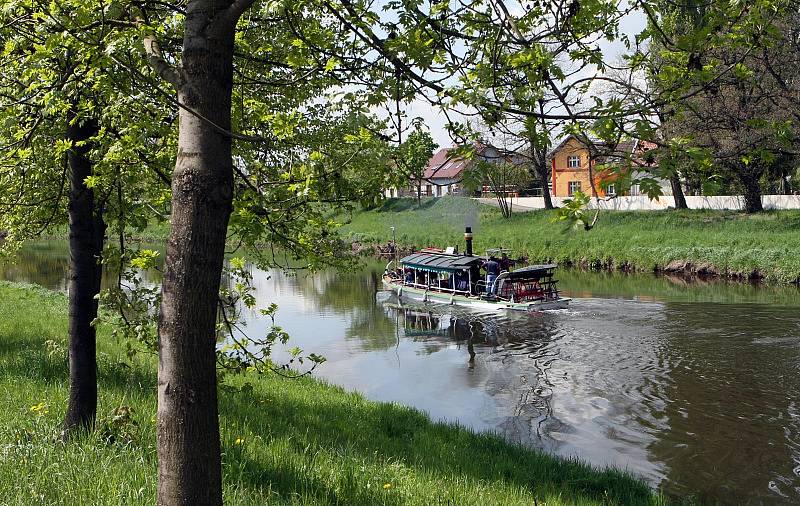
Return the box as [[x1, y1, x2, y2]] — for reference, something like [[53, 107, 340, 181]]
[[341, 197, 800, 283], [0, 280, 671, 505]]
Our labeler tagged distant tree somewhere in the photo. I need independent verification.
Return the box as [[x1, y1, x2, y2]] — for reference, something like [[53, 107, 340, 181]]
[[523, 114, 558, 209], [394, 127, 437, 204], [646, 0, 800, 212], [460, 145, 531, 219]]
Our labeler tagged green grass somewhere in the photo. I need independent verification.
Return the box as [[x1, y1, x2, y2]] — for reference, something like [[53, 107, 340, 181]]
[[341, 197, 800, 283], [41, 221, 172, 245], [0, 281, 673, 505]]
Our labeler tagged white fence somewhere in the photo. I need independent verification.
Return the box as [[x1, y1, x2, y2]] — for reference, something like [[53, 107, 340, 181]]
[[477, 195, 800, 212]]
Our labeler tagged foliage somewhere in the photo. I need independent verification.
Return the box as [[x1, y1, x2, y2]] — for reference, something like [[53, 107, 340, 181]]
[[0, 0, 395, 388], [554, 190, 593, 230], [98, 257, 326, 383], [462, 151, 531, 218], [0, 0, 175, 254], [643, 0, 800, 211], [391, 126, 438, 201]]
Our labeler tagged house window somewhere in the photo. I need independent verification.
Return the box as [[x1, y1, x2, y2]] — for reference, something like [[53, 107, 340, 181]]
[[606, 184, 616, 196], [568, 181, 581, 196], [567, 155, 581, 168], [630, 184, 640, 196], [426, 184, 432, 196]]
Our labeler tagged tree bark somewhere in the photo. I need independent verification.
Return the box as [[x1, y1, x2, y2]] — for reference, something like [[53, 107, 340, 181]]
[[670, 175, 688, 209], [535, 162, 554, 209], [63, 114, 105, 440], [156, 2, 238, 504], [740, 169, 764, 213]]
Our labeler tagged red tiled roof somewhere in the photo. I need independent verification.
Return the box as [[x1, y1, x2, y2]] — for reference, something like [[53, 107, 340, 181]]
[[423, 148, 471, 179], [549, 135, 656, 164]]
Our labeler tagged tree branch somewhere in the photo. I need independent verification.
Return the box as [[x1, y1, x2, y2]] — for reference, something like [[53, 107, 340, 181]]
[[212, 0, 259, 34], [143, 32, 184, 89]]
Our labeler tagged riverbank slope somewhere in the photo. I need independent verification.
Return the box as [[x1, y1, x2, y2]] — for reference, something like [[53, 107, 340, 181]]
[[0, 281, 667, 505], [341, 197, 800, 283]]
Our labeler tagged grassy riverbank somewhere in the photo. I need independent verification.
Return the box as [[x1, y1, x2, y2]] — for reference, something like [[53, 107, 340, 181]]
[[341, 197, 800, 283], [0, 281, 669, 505]]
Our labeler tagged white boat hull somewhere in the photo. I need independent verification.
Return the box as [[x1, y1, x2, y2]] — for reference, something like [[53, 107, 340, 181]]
[[382, 279, 570, 312]]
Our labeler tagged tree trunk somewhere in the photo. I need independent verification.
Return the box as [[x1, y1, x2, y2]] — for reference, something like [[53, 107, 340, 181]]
[[670, 175, 688, 209], [536, 162, 554, 209], [740, 170, 764, 213], [157, 3, 238, 504], [63, 115, 105, 440]]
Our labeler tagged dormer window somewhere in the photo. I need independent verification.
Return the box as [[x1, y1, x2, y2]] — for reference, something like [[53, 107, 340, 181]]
[[567, 155, 581, 168]]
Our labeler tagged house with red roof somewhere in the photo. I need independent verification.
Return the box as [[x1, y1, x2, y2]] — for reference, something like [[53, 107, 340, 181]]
[[385, 142, 511, 198]]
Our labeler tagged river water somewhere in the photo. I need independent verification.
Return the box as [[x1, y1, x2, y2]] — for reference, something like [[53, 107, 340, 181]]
[[3, 242, 800, 504]]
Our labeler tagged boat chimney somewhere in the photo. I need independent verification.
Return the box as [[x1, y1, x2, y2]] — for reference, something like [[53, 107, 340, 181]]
[[464, 226, 473, 256]]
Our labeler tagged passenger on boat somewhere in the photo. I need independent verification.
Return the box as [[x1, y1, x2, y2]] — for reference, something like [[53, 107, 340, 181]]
[[499, 252, 514, 272], [404, 269, 414, 284], [483, 256, 500, 293], [453, 271, 469, 292]]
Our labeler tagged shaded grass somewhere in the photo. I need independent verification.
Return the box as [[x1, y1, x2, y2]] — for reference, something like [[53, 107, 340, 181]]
[[0, 281, 675, 505], [341, 197, 800, 283]]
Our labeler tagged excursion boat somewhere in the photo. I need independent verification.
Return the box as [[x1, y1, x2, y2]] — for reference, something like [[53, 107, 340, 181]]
[[382, 227, 571, 312]]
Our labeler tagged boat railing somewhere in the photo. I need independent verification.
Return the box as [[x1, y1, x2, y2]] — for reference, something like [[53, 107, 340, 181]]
[[390, 277, 471, 296], [406, 281, 471, 296]]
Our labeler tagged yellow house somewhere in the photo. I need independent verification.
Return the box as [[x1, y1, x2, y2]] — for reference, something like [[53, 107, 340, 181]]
[[549, 135, 652, 197], [549, 135, 605, 198]]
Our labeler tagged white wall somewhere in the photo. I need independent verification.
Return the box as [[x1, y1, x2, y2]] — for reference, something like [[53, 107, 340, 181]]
[[477, 195, 800, 211], [384, 179, 462, 198]]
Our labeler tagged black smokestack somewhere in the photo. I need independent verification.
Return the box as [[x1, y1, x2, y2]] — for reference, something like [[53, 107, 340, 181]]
[[464, 226, 473, 256]]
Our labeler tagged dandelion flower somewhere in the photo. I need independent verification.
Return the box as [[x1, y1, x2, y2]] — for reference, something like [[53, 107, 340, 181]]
[[383, 483, 392, 490], [29, 402, 48, 415]]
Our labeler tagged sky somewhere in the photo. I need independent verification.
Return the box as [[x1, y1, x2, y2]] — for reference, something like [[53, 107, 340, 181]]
[[402, 6, 648, 149]]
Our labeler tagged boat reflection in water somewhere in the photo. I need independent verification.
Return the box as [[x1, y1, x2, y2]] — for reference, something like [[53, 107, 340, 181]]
[[378, 295, 569, 452]]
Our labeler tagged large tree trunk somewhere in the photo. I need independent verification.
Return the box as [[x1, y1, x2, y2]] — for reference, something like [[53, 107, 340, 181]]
[[670, 175, 688, 209], [157, 2, 238, 504], [740, 170, 764, 213], [63, 115, 105, 439]]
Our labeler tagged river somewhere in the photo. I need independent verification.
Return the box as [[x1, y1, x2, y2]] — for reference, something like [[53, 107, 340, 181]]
[[3, 241, 800, 504]]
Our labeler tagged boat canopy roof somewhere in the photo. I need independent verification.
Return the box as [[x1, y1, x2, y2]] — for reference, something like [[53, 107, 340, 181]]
[[400, 252, 484, 273], [505, 264, 558, 280]]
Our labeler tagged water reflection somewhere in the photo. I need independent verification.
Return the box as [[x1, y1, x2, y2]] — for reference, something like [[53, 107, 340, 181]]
[[0, 240, 163, 291], [4, 241, 800, 504]]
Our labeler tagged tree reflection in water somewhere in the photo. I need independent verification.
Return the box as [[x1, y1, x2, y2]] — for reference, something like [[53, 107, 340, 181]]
[[381, 300, 565, 449]]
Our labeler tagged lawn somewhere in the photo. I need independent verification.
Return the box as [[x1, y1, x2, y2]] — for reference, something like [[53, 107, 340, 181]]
[[0, 281, 670, 505], [340, 197, 800, 283]]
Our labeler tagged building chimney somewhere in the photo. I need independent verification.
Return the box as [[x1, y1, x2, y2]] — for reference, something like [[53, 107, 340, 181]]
[[464, 226, 473, 256]]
